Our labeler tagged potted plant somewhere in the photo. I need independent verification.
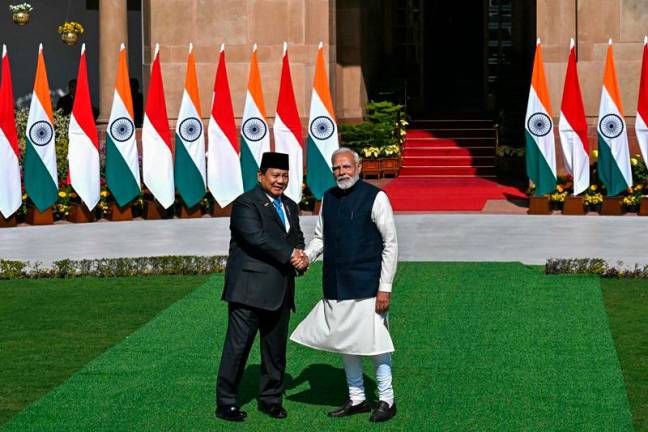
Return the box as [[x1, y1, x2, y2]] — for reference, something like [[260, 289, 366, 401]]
[[9, 3, 33, 25], [58, 21, 84, 46], [380, 143, 401, 177], [583, 185, 603, 213]]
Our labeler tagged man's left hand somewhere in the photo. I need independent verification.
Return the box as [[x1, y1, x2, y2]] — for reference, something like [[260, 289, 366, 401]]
[[375, 291, 391, 314]]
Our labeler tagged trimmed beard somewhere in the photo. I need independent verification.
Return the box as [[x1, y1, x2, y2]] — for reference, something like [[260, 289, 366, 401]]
[[336, 173, 360, 190]]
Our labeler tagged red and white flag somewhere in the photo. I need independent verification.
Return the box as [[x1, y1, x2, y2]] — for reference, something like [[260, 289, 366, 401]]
[[636, 36, 648, 164], [207, 44, 243, 207], [68, 44, 100, 210], [273, 42, 303, 203], [558, 38, 589, 195], [0, 44, 21, 218], [142, 44, 174, 208]]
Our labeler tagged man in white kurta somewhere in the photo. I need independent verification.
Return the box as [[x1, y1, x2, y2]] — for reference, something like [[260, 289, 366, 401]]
[[290, 147, 398, 422]]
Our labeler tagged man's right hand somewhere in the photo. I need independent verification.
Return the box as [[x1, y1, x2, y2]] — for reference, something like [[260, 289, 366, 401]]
[[290, 249, 309, 271]]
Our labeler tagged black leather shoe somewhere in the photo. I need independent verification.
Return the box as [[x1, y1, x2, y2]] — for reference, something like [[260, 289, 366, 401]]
[[215, 405, 247, 422], [369, 401, 396, 422], [327, 400, 371, 417], [259, 403, 288, 419]]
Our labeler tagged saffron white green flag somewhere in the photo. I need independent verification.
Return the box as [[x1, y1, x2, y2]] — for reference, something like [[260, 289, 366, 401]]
[[597, 39, 632, 196], [175, 43, 206, 208], [307, 42, 338, 200], [106, 43, 140, 207], [0, 44, 22, 218], [525, 38, 557, 196], [240, 44, 270, 192], [24, 44, 58, 212]]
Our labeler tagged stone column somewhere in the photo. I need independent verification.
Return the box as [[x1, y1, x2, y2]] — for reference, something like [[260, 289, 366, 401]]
[[98, 0, 128, 123]]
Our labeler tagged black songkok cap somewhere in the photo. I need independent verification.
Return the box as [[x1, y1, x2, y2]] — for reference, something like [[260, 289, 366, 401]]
[[260, 152, 289, 170]]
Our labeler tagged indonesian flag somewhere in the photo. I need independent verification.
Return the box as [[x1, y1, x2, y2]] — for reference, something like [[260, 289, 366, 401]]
[[558, 38, 590, 195], [525, 38, 557, 196], [274, 42, 303, 203], [240, 44, 270, 192], [143, 44, 174, 209], [597, 39, 632, 196], [175, 43, 206, 208], [24, 44, 58, 212], [636, 36, 648, 165], [0, 45, 22, 218], [68, 44, 100, 210], [307, 42, 338, 200], [106, 43, 140, 207], [207, 44, 243, 207]]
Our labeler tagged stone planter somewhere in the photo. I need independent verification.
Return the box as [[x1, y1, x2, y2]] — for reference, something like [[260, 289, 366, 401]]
[[380, 157, 400, 178], [361, 159, 381, 179]]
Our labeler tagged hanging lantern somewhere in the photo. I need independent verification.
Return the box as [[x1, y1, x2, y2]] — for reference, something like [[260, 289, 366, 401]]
[[9, 3, 33, 25]]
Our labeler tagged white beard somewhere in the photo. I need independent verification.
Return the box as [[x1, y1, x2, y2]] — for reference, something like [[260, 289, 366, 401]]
[[336, 173, 360, 190]]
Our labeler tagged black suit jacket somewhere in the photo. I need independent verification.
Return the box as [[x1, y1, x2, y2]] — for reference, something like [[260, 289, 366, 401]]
[[223, 185, 305, 311]]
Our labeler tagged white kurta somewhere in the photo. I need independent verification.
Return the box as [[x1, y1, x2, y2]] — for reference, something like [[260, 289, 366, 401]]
[[290, 190, 398, 355]]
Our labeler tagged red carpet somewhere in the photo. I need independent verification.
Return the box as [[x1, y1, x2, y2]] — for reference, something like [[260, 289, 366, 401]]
[[382, 177, 527, 211]]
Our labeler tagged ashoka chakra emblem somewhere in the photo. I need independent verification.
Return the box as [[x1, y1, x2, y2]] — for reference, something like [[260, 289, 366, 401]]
[[109, 117, 135, 142], [242, 117, 267, 142], [179, 117, 203, 143], [310, 116, 335, 140], [526, 113, 552, 137], [599, 114, 624, 139], [28, 121, 54, 146]]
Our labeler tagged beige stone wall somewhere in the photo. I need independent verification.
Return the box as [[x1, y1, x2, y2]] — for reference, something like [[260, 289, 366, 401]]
[[143, 0, 335, 123], [538, 0, 648, 174]]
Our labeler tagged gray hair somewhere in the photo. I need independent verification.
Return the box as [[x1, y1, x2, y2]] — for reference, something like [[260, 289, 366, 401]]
[[331, 147, 361, 165]]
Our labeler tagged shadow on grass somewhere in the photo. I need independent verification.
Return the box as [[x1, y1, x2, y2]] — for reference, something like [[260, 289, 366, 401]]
[[237, 363, 377, 408], [286, 364, 377, 407]]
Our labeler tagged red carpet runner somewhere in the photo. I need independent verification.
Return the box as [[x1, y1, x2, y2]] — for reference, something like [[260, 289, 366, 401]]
[[382, 177, 527, 211]]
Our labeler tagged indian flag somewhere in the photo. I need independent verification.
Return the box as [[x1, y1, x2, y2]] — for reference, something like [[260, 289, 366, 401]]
[[175, 43, 206, 208], [636, 36, 648, 165], [597, 39, 632, 196], [240, 44, 270, 192], [142, 44, 175, 209], [207, 44, 243, 207], [0, 45, 22, 218], [558, 38, 590, 195], [106, 43, 140, 207], [274, 42, 303, 203], [24, 44, 58, 212], [68, 44, 100, 210], [307, 42, 338, 200], [525, 38, 556, 196]]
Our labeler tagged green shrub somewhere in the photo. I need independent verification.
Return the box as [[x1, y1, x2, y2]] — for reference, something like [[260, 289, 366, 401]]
[[0, 256, 226, 279]]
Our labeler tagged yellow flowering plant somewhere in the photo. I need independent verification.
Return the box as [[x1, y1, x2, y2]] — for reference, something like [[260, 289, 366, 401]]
[[58, 21, 84, 34]]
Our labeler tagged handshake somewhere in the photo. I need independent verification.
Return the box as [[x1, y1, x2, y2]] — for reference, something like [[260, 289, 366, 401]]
[[290, 249, 310, 271]]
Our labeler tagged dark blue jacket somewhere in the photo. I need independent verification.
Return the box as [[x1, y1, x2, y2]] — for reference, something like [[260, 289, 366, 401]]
[[322, 180, 383, 300]]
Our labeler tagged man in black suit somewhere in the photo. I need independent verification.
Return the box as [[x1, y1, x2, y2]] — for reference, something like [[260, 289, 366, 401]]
[[216, 152, 306, 422]]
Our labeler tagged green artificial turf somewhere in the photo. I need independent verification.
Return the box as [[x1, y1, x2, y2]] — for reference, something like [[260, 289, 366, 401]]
[[1, 263, 635, 431], [603, 279, 648, 431], [0, 275, 210, 427]]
